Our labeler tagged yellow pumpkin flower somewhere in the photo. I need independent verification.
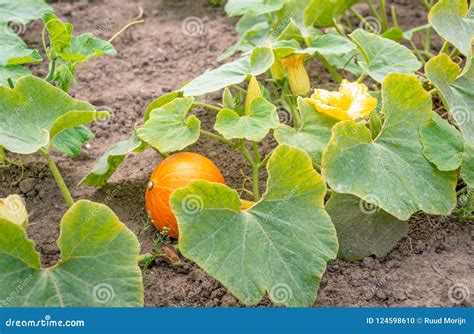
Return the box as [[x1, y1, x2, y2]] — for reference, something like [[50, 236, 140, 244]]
[[245, 76, 262, 115], [280, 53, 311, 97], [306, 80, 377, 121]]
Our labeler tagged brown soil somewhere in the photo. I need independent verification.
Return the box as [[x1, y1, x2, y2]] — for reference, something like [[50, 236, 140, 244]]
[[1, 0, 472, 307]]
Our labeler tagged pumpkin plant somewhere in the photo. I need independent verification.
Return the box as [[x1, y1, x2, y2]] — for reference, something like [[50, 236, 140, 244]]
[[85, 0, 472, 307], [0, 5, 144, 307]]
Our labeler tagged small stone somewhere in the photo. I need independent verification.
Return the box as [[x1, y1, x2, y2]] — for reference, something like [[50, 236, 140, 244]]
[[19, 178, 36, 193]]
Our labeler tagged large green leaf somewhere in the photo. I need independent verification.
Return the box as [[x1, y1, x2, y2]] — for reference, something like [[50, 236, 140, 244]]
[[0, 0, 51, 24], [0, 64, 30, 87], [144, 91, 183, 122], [136, 97, 199, 153], [274, 97, 338, 166], [429, 0, 473, 70], [322, 73, 457, 220], [425, 54, 473, 146], [349, 29, 421, 83], [0, 75, 108, 155], [61, 33, 117, 63], [310, 31, 363, 76], [225, 0, 285, 17], [214, 97, 279, 142], [0, 32, 42, 66], [304, 0, 359, 27], [326, 193, 408, 261], [83, 134, 145, 187], [420, 113, 465, 171], [170, 145, 338, 307], [0, 200, 143, 307], [182, 47, 274, 96]]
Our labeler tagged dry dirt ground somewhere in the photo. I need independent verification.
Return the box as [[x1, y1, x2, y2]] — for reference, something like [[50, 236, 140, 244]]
[[0, 0, 472, 307]]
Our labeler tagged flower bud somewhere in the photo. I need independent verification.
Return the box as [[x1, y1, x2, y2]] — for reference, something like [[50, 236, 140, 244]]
[[270, 58, 286, 81], [281, 54, 311, 96], [245, 76, 262, 115]]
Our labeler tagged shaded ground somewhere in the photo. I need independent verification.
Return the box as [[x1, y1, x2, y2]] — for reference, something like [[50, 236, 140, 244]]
[[0, 0, 471, 307]]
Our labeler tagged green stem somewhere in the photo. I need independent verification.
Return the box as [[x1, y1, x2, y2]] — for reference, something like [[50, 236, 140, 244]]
[[45, 58, 56, 82], [258, 153, 271, 169], [251, 164, 260, 201], [200, 130, 235, 147], [282, 86, 300, 129], [232, 84, 246, 93], [424, 27, 431, 52], [194, 102, 222, 113], [252, 142, 261, 165], [365, 0, 382, 22], [315, 53, 342, 83], [252, 142, 261, 201], [390, 5, 398, 27], [239, 143, 254, 167], [439, 41, 450, 54], [357, 73, 368, 83], [39, 148, 75, 207], [409, 40, 426, 64], [237, 142, 260, 201], [7, 78, 14, 89], [378, 0, 388, 32], [108, 20, 144, 43]]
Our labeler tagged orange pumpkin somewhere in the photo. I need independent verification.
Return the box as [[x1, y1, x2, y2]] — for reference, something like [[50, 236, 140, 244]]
[[145, 152, 225, 239]]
